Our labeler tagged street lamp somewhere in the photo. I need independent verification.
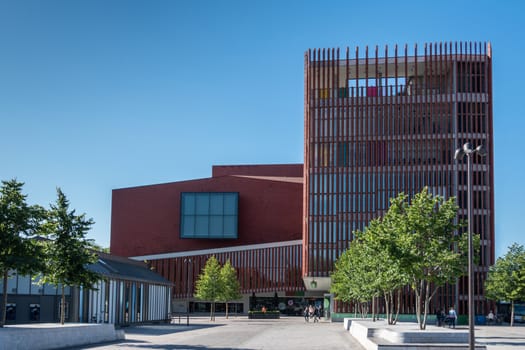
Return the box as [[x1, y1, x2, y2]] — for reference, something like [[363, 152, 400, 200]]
[[184, 258, 192, 326], [454, 142, 487, 350]]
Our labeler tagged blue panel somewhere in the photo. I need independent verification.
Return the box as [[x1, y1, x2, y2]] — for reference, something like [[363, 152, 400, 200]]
[[195, 216, 209, 236], [223, 193, 238, 215], [210, 194, 223, 215], [180, 192, 238, 239], [195, 193, 209, 215], [182, 194, 196, 215]]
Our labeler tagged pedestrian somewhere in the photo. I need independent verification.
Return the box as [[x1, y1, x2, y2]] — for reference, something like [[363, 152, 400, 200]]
[[487, 310, 495, 325], [448, 306, 457, 328], [308, 304, 315, 321], [313, 306, 320, 323], [436, 308, 443, 327], [304, 306, 309, 322]]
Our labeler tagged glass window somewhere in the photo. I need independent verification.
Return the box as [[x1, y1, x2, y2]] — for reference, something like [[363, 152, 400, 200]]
[[210, 194, 223, 215], [195, 193, 209, 215], [180, 192, 239, 239]]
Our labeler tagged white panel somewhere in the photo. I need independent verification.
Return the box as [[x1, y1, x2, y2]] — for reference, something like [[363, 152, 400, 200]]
[[140, 283, 144, 322], [110, 281, 117, 324]]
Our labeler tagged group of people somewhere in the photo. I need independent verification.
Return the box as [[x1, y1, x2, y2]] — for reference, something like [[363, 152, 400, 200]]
[[303, 304, 322, 322], [436, 307, 498, 327], [436, 306, 457, 328]]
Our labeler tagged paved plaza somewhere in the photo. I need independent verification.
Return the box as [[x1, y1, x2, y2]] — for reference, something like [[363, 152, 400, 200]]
[[67, 316, 525, 350], [70, 316, 365, 350]]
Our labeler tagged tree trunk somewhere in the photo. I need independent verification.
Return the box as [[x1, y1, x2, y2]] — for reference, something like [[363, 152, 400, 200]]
[[511, 300, 514, 327], [384, 291, 391, 324], [225, 301, 229, 319], [372, 296, 376, 321], [1, 269, 8, 327], [414, 280, 423, 329], [210, 302, 215, 322], [422, 281, 430, 330], [394, 288, 401, 325], [61, 285, 65, 325]]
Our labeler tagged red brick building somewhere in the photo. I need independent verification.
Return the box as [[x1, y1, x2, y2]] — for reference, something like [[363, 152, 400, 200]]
[[110, 164, 308, 314], [111, 41, 494, 318], [303, 42, 494, 316]]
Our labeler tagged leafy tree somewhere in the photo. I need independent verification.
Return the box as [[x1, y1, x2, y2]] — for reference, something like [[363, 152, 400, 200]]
[[41, 188, 100, 324], [360, 217, 409, 324], [219, 259, 241, 319], [331, 239, 377, 318], [388, 188, 471, 329], [331, 187, 470, 330], [194, 256, 222, 321], [0, 179, 46, 327], [332, 216, 409, 324], [485, 243, 525, 326]]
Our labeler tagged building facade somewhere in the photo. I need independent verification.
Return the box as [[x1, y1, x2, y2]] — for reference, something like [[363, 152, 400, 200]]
[[303, 42, 494, 315], [81, 252, 172, 326], [110, 41, 494, 318], [110, 164, 310, 314], [0, 253, 171, 326], [0, 271, 72, 324]]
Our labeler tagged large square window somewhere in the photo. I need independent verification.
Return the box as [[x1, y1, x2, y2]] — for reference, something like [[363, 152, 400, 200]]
[[180, 192, 238, 239]]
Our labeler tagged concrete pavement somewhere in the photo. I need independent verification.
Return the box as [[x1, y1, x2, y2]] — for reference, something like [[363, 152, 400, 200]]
[[71, 316, 365, 350], [68, 316, 525, 350]]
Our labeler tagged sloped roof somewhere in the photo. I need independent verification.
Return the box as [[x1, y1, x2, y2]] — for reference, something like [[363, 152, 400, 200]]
[[87, 252, 172, 286], [232, 175, 303, 184]]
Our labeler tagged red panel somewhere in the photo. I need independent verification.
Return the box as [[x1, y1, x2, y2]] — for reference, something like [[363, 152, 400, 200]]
[[111, 169, 303, 257]]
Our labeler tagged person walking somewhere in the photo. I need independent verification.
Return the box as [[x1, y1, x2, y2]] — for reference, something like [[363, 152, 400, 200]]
[[308, 305, 315, 321], [448, 306, 457, 329], [313, 306, 319, 323], [487, 310, 495, 325], [304, 306, 309, 322], [436, 308, 444, 327]]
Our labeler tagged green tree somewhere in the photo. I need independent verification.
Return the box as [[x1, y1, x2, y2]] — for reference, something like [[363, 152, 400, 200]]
[[219, 259, 241, 319], [41, 188, 100, 324], [388, 188, 470, 329], [485, 243, 525, 326], [331, 239, 377, 318], [360, 217, 409, 324], [332, 188, 470, 329], [0, 179, 46, 327], [194, 256, 222, 321], [332, 216, 409, 324]]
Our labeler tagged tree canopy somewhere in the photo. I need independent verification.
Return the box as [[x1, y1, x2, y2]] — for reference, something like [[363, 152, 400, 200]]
[[485, 243, 525, 326], [40, 188, 100, 324], [194, 256, 242, 321], [194, 256, 223, 321], [0, 179, 46, 327], [219, 259, 241, 319], [331, 187, 471, 329]]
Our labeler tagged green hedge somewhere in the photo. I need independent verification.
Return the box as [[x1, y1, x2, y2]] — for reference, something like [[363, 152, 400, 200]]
[[248, 311, 280, 319], [332, 313, 469, 325]]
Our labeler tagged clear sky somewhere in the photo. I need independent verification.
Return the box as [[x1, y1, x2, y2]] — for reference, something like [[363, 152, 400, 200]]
[[1, 0, 523, 258]]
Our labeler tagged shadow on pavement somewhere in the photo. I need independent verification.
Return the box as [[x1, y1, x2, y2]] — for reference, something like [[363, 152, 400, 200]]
[[123, 323, 225, 336], [71, 339, 251, 350]]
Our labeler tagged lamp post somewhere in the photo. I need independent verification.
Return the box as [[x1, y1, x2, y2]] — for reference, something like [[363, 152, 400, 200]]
[[454, 142, 487, 350], [184, 258, 192, 326]]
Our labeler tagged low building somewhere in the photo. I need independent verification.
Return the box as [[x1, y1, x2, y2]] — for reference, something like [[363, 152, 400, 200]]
[[0, 271, 67, 324], [1, 252, 172, 326], [81, 252, 172, 325]]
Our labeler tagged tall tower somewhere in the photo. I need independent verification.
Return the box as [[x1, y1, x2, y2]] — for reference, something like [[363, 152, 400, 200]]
[[303, 42, 494, 315]]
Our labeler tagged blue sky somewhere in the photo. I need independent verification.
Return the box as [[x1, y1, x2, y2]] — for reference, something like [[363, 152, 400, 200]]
[[0, 0, 523, 258]]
